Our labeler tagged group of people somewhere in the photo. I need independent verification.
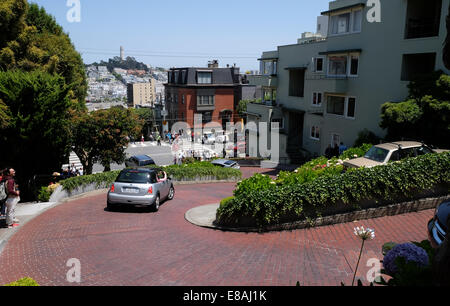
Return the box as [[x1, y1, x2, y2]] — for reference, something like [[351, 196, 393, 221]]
[[325, 142, 348, 159], [57, 163, 83, 179], [0, 168, 20, 229]]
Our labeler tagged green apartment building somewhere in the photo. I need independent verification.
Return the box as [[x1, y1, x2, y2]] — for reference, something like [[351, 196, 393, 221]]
[[246, 0, 449, 163]]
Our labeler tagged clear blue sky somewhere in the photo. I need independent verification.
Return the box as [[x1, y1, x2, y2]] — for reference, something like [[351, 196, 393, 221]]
[[30, 0, 331, 71]]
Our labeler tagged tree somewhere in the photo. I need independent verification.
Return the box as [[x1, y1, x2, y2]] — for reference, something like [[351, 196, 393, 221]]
[[0, 0, 27, 49], [0, 2, 87, 107], [71, 108, 143, 174], [0, 70, 73, 201], [380, 71, 450, 148]]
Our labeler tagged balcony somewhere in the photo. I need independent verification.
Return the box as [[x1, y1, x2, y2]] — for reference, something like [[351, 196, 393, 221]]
[[306, 75, 348, 94], [246, 75, 278, 88]]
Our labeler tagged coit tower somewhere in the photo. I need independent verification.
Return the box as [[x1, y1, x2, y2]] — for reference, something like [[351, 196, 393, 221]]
[[120, 46, 124, 60]]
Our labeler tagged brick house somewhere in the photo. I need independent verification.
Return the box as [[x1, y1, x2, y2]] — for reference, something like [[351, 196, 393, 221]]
[[164, 61, 256, 133]]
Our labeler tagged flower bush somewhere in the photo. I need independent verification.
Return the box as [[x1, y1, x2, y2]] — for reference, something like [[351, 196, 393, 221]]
[[383, 243, 429, 275]]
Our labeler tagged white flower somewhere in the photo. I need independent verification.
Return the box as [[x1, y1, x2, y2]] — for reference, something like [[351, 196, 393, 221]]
[[353, 154, 358, 158], [354, 226, 375, 241], [294, 169, 298, 173]]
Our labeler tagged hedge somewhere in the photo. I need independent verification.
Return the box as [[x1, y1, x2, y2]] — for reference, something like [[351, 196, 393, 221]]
[[59, 162, 242, 192], [216, 152, 450, 228], [4, 277, 39, 286]]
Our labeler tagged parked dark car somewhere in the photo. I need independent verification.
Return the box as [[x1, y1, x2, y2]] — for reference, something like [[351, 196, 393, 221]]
[[428, 200, 450, 248], [107, 168, 174, 212], [125, 155, 155, 167]]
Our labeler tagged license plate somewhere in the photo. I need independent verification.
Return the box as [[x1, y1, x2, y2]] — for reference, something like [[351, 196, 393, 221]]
[[124, 188, 139, 194]]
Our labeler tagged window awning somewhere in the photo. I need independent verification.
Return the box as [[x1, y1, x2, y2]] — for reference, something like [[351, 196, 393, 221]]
[[243, 111, 262, 118], [319, 49, 362, 55], [321, 3, 365, 15]]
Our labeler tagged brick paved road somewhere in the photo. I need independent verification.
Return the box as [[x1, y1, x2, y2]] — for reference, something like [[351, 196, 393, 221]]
[[0, 168, 434, 286]]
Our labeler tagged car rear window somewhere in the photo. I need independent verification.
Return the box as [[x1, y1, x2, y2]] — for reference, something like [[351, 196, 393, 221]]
[[224, 161, 235, 166], [116, 171, 152, 184]]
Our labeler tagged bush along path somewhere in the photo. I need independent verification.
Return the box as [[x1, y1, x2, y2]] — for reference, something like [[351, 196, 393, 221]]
[[52, 162, 242, 195], [216, 152, 450, 228]]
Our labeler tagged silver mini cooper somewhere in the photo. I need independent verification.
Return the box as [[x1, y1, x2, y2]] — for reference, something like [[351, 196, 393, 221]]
[[107, 168, 175, 211]]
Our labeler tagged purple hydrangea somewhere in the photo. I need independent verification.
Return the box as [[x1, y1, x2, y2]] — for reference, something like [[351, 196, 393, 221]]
[[383, 243, 429, 275]]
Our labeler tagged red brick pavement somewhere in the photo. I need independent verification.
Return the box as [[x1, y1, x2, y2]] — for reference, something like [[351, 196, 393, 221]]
[[0, 168, 435, 286]]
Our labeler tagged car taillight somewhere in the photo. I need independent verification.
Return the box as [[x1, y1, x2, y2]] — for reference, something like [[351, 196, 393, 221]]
[[110, 184, 115, 193], [148, 186, 153, 194]]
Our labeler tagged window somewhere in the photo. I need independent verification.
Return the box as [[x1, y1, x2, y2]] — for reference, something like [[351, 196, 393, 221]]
[[328, 56, 347, 76], [353, 9, 362, 32], [401, 53, 436, 81], [312, 92, 323, 106], [271, 118, 284, 129], [289, 69, 305, 97], [327, 96, 356, 118], [350, 55, 359, 76], [330, 9, 363, 35], [313, 57, 324, 72], [327, 96, 345, 116], [174, 71, 179, 84], [182, 95, 185, 104], [405, 0, 442, 39], [347, 97, 356, 118], [310, 126, 320, 140], [197, 72, 212, 84], [262, 60, 277, 75], [197, 95, 215, 106]]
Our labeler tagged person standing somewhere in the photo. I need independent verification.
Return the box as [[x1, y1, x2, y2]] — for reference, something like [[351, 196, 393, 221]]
[[0, 169, 8, 217], [4, 168, 20, 228]]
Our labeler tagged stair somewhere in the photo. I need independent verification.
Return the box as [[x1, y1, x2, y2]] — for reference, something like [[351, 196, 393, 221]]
[[61, 152, 83, 171]]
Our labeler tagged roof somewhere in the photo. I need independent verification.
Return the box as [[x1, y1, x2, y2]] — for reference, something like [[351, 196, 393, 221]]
[[134, 155, 153, 160], [375, 141, 424, 151], [167, 67, 240, 86], [321, 3, 365, 15]]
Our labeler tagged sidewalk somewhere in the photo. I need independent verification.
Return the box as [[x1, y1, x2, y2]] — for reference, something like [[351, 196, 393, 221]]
[[0, 202, 57, 254]]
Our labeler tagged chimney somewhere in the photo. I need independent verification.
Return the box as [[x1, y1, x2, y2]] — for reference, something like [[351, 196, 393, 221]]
[[208, 60, 219, 68]]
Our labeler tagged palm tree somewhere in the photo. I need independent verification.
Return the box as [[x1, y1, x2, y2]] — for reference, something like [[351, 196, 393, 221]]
[[444, 3, 450, 69]]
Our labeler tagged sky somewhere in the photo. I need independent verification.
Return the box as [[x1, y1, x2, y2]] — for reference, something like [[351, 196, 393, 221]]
[[30, 0, 331, 71]]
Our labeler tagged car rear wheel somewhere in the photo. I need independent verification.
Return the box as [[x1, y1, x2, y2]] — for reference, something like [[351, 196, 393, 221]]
[[167, 185, 175, 200], [152, 195, 160, 212]]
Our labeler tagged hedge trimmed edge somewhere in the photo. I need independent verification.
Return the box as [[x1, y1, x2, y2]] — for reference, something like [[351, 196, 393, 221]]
[[216, 152, 450, 228]]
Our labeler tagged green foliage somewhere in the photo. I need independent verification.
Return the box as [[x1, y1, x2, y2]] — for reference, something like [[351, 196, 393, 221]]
[[60, 170, 120, 192], [0, 0, 27, 49], [216, 152, 450, 227], [131, 107, 154, 137], [339, 143, 373, 160], [60, 162, 242, 192], [0, 70, 73, 201], [445, 4, 450, 69], [382, 242, 397, 255], [71, 107, 144, 174], [4, 277, 39, 286], [354, 129, 381, 147], [380, 71, 450, 148], [237, 99, 262, 115], [37, 186, 51, 202], [0, 2, 87, 106]]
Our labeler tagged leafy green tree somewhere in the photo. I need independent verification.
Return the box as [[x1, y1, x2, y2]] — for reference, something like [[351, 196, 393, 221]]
[[0, 2, 87, 107], [0, 0, 27, 49], [0, 70, 73, 200], [380, 71, 450, 148], [71, 107, 143, 174]]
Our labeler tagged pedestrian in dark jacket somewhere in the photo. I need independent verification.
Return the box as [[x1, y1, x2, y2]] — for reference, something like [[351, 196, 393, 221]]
[[0, 168, 8, 216]]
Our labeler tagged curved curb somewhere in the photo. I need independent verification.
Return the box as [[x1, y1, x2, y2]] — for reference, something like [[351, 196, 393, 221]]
[[185, 195, 450, 233]]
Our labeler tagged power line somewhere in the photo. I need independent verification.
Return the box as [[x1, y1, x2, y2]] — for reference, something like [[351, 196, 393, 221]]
[[79, 47, 259, 57], [79, 50, 258, 59]]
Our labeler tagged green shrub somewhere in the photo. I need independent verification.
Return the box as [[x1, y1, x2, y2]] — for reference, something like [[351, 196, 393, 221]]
[[216, 152, 450, 227], [37, 186, 52, 202], [339, 143, 373, 160], [59, 161, 242, 192], [4, 277, 39, 286]]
